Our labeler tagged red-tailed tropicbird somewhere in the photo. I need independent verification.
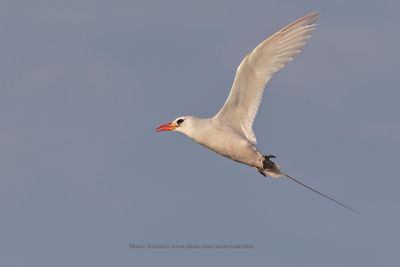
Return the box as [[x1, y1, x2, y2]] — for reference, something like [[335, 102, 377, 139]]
[[156, 12, 356, 213]]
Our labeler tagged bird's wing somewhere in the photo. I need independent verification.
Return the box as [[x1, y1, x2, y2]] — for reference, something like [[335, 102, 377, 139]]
[[214, 12, 318, 144]]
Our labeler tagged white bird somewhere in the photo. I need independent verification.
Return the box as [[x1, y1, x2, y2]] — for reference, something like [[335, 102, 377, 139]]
[[156, 12, 356, 213]]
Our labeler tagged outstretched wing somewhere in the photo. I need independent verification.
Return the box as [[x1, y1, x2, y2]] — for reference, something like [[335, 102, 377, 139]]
[[214, 12, 318, 144]]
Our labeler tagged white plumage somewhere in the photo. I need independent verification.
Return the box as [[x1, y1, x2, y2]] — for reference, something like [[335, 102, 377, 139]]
[[156, 12, 357, 213], [215, 12, 318, 145]]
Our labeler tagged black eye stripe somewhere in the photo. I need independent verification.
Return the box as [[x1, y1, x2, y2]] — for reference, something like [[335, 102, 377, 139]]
[[177, 119, 184, 125]]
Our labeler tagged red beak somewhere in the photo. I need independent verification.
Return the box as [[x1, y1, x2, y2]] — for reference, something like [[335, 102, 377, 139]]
[[155, 122, 177, 132]]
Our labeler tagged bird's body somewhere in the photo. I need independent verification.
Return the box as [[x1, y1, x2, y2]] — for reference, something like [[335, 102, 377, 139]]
[[156, 12, 357, 212], [180, 117, 264, 170]]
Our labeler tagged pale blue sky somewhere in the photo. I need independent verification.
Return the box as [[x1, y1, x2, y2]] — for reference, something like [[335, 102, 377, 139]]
[[1, 1, 399, 266]]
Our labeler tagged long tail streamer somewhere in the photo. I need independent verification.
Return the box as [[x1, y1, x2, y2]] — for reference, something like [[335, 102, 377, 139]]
[[282, 173, 358, 213]]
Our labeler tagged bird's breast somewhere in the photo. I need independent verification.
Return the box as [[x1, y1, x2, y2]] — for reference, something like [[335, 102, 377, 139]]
[[189, 124, 260, 167]]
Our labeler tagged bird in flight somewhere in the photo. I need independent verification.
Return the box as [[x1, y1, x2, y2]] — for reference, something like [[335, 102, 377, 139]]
[[156, 12, 356, 213]]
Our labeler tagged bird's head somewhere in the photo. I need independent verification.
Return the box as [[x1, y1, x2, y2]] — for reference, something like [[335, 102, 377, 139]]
[[155, 116, 194, 135]]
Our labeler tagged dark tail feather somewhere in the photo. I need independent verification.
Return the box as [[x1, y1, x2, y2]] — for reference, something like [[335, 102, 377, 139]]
[[260, 155, 281, 178], [282, 172, 358, 214]]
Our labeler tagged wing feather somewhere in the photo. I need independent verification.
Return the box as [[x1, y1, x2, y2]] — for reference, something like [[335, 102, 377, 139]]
[[214, 12, 318, 144]]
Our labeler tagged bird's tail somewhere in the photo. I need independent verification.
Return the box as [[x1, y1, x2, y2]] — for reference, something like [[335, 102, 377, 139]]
[[257, 154, 282, 178], [258, 155, 358, 213]]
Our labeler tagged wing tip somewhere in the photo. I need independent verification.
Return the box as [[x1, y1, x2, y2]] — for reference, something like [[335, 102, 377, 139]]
[[304, 11, 319, 24], [292, 12, 319, 27]]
